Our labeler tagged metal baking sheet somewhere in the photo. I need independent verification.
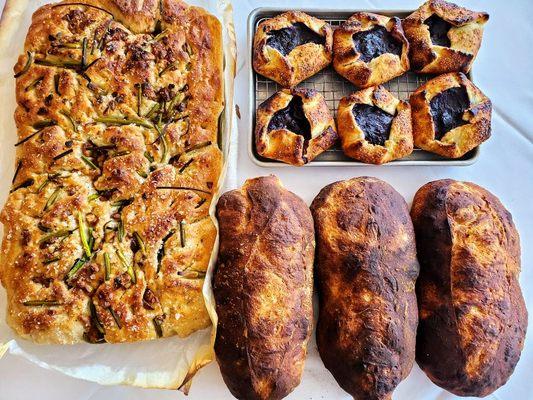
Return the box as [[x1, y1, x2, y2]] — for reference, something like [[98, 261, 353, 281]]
[[247, 8, 480, 167]]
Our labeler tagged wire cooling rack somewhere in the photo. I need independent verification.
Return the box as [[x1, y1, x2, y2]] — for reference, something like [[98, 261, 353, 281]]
[[248, 9, 479, 166]]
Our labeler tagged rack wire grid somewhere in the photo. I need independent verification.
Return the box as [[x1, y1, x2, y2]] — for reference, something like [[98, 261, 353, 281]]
[[250, 11, 479, 165]]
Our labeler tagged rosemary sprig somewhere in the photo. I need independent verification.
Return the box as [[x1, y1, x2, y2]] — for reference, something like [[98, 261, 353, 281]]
[[43, 257, 60, 265], [144, 103, 160, 119], [195, 198, 207, 209], [180, 221, 186, 248], [43, 188, 61, 212], [157, 230, 174, 273], [116, 249, 136, 284], [136, 83, 143, 116], [23, 300, 60, 307], [53, 148, 73, 161], [185, 141, 211, 153], [108, 307, 122, 329], [160, 135, 168, 163], [151, 29, 168, 43], [156, 186, 211, 195], [117, 217, 125, 242], [133, 232, 146, 256], [90, 301, 105, 334], [14, 51, 34, 78], [81, 37, 88, 69], [153, 316, 163, 337], [94, 116, 153, 129], [10, 178, 34, 193], [178, 158, 194, 173], [81, 155, 98, 170], [38, 229, 72, 244], [35, 58, 83, 69], [66, 258, 86, 280], [11, 161, 22, 184], [25, 76, 43, 92], [15, 120, 56, 147], [104, 252, 111, 281], [60, 111, 78, 133], [88, 193, 100, 202], [78, 212, 92, 257], [144, 151, 154, 163]]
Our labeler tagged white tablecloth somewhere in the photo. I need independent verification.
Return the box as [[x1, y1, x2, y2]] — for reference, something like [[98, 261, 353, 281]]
[[0, 1, 532, 399]]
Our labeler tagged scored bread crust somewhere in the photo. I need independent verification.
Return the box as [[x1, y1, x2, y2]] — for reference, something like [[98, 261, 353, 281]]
[[0, 0, 223, 344], [411, 179, 527, 397], [311, 177, 419, 400], [333, 12, 410, 88], [410, 72, 491, 158], [213, 176, 315, 400], [402, 0, 489, 74]]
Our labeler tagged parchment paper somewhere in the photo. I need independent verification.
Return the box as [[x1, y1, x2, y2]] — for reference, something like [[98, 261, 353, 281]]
[[0, 0, 236, 391]]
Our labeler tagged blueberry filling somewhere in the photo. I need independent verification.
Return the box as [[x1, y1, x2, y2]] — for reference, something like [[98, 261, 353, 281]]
[[424, 14, 452, 47], [352, 104, 394, 146], [268, 96, 311, 140], [429, 86, 469, 140], [352, 26, 402, 63], [266, 22, 325, 56]]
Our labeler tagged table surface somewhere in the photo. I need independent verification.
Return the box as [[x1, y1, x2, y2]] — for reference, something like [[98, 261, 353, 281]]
[[0, 0, 532, 399]]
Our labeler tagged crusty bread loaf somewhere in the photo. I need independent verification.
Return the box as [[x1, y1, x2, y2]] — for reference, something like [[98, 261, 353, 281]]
[[311, 177, 419, 400], [213, 175, 314, 400], [411, 179, 527, 397]]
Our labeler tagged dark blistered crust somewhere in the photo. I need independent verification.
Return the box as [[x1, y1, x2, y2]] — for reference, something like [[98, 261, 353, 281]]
[[337, 86, 413, 164], [411, 179, 527, 397], [213, 176, 314, 400], [311, 177, 419, 400], [1, 0, 223, 344], [255, 88, 338, 166], [402, 0, 489, 74], [333, 12, 410, 88], [410, 72, 491, 158], [253, 11, 333, 88]]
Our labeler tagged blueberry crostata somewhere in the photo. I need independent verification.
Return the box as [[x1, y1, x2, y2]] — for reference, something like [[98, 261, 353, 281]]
[[333, 12, 410, 88], [1, 0, 224, 344], [403, 0, 489, 74], [255, 88, 337, 166], [253, 12, 333, 88], [410, 72, 491, 158], [337, 86, 413, 164]]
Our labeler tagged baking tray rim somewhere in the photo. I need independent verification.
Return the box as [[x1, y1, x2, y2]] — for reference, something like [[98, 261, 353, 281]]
[[246, 7, 481, 167]]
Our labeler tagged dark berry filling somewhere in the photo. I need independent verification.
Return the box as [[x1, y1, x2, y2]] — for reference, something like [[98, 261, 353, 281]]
[[429, 86, 470, 140], [268, 95, 311, 140], [352, 26, 402, 63], [352, 104, 394, 146], [267, 22, 325, 56]]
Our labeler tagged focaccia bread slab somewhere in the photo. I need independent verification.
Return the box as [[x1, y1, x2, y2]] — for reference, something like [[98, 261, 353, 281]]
[[0, 0, 223, 344]]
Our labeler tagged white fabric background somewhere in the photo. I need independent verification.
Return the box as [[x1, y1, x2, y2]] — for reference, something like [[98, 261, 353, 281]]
[[0, 0, 532, 399]]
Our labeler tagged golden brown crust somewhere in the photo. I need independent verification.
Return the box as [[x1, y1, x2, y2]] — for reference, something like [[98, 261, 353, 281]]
[[1, 0, 223, 344], [403, 0, 489, 74], [410, 72, 491, 158], [255, 88, 337, 166], [337, 86, 413, 164], [311, 177, 419, 400], [411, 179, 527, 397], [213, 176, 314, 400], [333, 12, 410, 88], [253, 11, 333, 88]]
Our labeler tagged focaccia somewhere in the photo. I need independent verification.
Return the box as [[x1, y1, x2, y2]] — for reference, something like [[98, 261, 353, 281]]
[[0, 0, 224, 344]]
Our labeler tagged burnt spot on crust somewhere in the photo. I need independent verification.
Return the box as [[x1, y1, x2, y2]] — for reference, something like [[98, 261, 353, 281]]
[[430, 86, 469, 139], [352, 104, 394, 145], [267, 22, 325, 56], [352, 26, 402, 63], [268, 95, 311, 140], [424, 14, 452, 47]]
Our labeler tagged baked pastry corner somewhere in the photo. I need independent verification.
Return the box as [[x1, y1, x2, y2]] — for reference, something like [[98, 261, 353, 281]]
[[337, 86, 413, 164], [403, 0, 489, 74], [255, 88, 337, 166], [253, 11, 333, 87], [410, 72, 491, 158], [333, 12, 410, 88]]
